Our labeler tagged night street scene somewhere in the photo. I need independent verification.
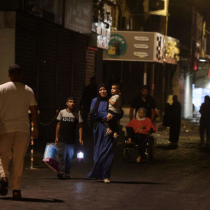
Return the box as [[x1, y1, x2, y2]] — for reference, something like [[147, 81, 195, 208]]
[[1, 0, 210, 209]]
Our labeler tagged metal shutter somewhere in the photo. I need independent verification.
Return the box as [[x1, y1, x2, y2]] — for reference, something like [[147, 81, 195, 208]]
[[85, 49, 96, 86], [72, 32, 88, 109], [56, 27, 73, 109], [15, 12, 89, 141], [15, 12, 38, 97], [38, 20, 57, 123]]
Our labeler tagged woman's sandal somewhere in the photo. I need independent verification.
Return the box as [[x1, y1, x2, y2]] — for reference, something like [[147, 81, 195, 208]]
[[0, 177, 8, 196], [13, 190, 22, 200], [104, 130, 113, 138], [103, 178, 111, 183]]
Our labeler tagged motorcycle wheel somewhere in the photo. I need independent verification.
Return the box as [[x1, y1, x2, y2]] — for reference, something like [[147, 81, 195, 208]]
[[148, 141, 154, 161], [123, 148, 130, 162]]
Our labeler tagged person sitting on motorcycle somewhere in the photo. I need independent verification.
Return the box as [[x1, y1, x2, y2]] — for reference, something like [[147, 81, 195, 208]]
[[126, 107, 156, 163]]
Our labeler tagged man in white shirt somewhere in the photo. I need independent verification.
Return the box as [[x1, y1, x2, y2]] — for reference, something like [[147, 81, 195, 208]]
[[0, 64, 38, 199]]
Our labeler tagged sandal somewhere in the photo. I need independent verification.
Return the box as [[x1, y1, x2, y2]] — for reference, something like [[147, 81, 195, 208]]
[[104, 130, 113, 138], [103, 178, 110, 183], [57, 171, 65, 180], [13, 190, 22, 200], [65, 173, 71, 179], [0, 177, 8, 196]]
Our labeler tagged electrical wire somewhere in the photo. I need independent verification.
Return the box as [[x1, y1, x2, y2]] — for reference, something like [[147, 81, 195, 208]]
[[39, 117, 57, 126]]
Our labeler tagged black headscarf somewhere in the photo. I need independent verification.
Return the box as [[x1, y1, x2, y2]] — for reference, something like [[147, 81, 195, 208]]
[[90, 83, 109, 114]]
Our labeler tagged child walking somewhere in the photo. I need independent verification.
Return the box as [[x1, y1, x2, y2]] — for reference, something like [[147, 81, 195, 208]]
[[55, 96, 83, 179], [104, 84, 122, 138], [126, 107, 156, 163]]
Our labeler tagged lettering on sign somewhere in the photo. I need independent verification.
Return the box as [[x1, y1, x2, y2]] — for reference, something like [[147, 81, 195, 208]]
[[134, 36, 149, 42], [134, 52, 149, 58], [134, 44, 149, 49]]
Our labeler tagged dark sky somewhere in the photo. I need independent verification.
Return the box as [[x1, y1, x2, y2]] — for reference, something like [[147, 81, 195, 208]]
[[172, 0, 210, 18], [195, 0, 210, 17]]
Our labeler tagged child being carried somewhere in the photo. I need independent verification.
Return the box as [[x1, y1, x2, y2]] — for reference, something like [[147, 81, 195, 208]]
[[104, 83, 122, 139]]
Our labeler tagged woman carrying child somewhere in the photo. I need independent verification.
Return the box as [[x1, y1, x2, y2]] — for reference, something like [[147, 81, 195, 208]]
[[126, 107, 156, 163], [87, 83, 123, 183]]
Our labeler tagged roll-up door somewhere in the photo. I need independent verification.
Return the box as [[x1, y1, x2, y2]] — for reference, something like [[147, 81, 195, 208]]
[[85, 48, 96, 86], [15, 12, 89, 141], [56, 28, 73, 109], [15, 12, 38, 97], [37, 20, 57, 123], [72, 32, 88, 109]]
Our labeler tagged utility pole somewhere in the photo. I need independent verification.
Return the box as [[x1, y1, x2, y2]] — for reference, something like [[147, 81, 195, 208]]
[[162, 0, 169, 111], [165, 0, 169, 36], [151, 63, 155, 96], [144, 62, 147, 85]]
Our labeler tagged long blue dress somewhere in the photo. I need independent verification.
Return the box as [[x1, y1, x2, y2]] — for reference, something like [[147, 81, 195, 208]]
[[87, 98, 122, 179]]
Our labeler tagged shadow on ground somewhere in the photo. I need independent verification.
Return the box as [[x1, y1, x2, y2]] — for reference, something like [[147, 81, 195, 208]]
[[156, 145, 179, 150], [0, 197, 64, 203], [45, 177, 94, 180], [100, 181, 165, 185], [44, 177, 165, 185]]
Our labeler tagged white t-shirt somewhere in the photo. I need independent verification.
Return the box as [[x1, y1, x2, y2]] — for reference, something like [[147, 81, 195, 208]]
[[0, 82, 37, 135], [108, 94, 122, 114]]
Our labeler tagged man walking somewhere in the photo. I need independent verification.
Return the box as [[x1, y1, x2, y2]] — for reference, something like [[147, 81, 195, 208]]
[[199, 95, 210, 146], [169, 95, 181, 146], [0, 64, 38, 199], [129, 85, 156, 122], [80, 77, 97, 134]]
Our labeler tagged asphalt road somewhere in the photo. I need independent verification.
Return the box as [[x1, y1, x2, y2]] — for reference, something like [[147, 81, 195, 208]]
[[1, 130, 210, 210]]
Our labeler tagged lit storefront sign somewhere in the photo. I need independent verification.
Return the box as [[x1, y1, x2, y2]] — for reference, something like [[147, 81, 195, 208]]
[[103, 31, 179, 64], [92, 3, 112, 49], [104, 31, 162, 62], [164, 36, 180, 64]]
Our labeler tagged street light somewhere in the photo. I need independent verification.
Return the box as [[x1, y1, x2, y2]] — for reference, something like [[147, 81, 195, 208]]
[[199, 59, 208, 62]]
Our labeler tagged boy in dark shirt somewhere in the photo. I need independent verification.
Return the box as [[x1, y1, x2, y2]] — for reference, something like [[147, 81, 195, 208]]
[[55, 96, 83, 179]]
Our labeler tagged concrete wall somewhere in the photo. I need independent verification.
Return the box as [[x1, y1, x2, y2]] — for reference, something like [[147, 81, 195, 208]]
[[0, 12, 15, 85], [184, 73, 193, 118]]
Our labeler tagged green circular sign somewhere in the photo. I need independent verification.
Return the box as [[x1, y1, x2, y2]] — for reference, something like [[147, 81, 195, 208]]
[[105, 34, 127, 57]]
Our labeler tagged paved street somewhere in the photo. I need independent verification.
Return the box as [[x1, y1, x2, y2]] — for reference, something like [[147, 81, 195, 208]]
[[1, 128, 210, 210]]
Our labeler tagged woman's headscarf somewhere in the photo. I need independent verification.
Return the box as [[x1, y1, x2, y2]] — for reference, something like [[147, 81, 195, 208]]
[[136, 107, 146, 121], [90, 83, 109, 114]]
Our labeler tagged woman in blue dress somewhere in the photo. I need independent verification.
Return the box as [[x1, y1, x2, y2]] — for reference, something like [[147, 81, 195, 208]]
[[87, 84, 123, 183]]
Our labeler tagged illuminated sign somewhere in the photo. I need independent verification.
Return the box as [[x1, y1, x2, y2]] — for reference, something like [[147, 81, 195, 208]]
[[103, 31, 179, 63]]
